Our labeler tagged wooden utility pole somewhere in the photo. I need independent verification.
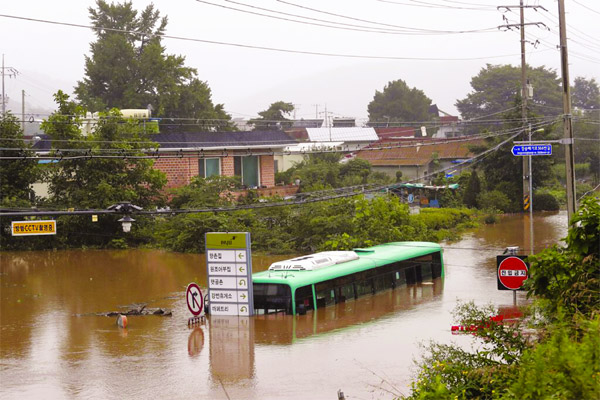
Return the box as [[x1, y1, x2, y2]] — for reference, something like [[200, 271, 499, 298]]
[[497, 4, 546, 213], [557, 0, 577, 221], [519, 0, 530, 214]]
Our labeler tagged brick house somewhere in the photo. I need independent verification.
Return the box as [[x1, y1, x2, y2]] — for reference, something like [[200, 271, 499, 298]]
[[151, 130, 299, 196], [32, 130, 300, 198]]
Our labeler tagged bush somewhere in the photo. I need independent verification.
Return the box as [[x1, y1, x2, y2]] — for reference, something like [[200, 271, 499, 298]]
[[477, 190, 512, 213], [533, 192, 560, 211]]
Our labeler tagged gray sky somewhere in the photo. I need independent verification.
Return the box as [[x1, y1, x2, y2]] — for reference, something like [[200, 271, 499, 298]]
[[1, 0, 599, 123]]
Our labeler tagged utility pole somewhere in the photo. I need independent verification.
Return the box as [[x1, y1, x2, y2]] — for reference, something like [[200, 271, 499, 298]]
[[1, 54, 19, 115], [557, 0, 577, 222], [312, 104, 319, 119], [519, 0, 530, 216], [497, 5, 547, 214]]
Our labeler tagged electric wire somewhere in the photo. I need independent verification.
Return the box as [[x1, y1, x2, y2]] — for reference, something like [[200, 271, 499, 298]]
[[0, 13, 552, 62], [0, 128, 526, 218], [0, 119, 559, 160]]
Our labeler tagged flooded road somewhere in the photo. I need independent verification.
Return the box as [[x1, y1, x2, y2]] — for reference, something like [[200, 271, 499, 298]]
[[1, 212, 567, 399]]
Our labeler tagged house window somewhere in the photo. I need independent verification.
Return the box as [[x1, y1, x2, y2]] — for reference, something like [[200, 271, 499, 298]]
[[274, 159, 279, 174], [234, 155, 260, 188], [198, 158, 220, 178]]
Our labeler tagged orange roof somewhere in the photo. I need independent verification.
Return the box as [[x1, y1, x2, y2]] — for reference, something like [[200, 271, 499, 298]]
[[357, 137, 483, 166]]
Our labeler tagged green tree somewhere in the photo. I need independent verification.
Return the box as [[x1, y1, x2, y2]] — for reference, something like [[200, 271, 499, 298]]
[[524, 196, 600, 317], [469, 100, 558, 212], [0, 113, 39, 206], [367, 79, 433, 125], [248, 101, 294, 131], [572, 77, 600, 110], [42, 91, 166, 209], [462, 169, 481, 208], [75, 0, 234, 131], [456, 64, 562, 121]]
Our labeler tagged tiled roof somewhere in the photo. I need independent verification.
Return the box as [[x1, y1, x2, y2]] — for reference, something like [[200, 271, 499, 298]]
[[357, 137, 484, 166], [152, 131, 297, 149], [33, 130, 298, 152], [305, 127, 378, 142]]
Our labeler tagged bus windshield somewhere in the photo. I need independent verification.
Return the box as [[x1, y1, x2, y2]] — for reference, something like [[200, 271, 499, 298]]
[[253, 283, 292, 315]]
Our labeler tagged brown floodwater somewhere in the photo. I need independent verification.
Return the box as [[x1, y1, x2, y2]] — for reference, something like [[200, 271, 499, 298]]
[[0, 212, 567, 399]]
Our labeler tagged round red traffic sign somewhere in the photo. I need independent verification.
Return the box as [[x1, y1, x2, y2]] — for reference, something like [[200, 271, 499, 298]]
[[186, 283, 204, 316], [497, 256, 528, 290]]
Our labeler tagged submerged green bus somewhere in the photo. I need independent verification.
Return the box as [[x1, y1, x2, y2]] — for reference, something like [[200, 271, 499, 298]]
[[252, 241, 443, 315]]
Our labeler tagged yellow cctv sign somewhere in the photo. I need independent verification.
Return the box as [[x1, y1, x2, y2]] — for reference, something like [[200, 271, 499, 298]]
[[11, 220, 57, 236]]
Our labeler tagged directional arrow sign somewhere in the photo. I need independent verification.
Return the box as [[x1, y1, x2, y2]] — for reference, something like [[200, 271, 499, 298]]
[[511, 144, 552, 156]]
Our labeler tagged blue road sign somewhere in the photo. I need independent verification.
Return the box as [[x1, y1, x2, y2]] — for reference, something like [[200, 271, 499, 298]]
[[511, 144, 552, 156]]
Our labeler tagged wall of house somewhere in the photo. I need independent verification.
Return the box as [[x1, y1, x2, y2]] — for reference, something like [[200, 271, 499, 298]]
[[259, 155, 275, 187], [372, 165, 425, 182], [153, 154, 279, 190], [222, 156, 235, 177], [154, 157, 199, 189]]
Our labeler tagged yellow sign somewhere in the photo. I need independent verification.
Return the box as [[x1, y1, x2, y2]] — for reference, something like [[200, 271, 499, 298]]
[[11, 220, 57, 236], [523, 195, 530, 211], [206, 233, 247, 249]]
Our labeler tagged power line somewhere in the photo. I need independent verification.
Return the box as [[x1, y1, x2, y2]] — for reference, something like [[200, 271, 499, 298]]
[[0, 13, 551, 62], [0, 128, 526, 219], [0, 119, 559, 160]]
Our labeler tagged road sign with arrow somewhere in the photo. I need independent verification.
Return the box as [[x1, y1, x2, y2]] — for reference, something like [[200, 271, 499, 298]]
[[206, 232, 254, 316]]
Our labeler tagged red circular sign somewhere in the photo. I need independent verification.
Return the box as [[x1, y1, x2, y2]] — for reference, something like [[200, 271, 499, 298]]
[[186, 283, 204, 316], [498, 256, 528, 290]]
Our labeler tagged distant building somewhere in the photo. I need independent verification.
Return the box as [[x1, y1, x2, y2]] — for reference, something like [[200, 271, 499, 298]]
[[433, 116, 463, 139], [355, 137, 483, 182], [332, 117, 356, 127]]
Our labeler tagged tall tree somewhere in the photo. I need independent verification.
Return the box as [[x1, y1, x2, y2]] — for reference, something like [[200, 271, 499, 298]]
[[0, 113, 39, 206], [249, 101, 294, 131], [469, 100, 557, 212], [42, 91, 166, 209], [367, 79, 433, 125], [572, 77, 600, 110], [75, 0, 234, 131], [456, 64, 563, 121], [462, 169, 481, 208]]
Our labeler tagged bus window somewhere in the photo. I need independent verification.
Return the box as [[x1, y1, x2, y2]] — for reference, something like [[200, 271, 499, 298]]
[[373, 273, 393, 292], [253, 283, 291, 314], [316, 287, 336, 308], [405, 267, 416, 285], [295, 286, 314, 312], [420, 262, 432, 280], [355, 278, 373, 298]]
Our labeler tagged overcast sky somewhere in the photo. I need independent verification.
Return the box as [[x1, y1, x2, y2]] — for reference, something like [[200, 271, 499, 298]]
[[1, 0, 599, 123]]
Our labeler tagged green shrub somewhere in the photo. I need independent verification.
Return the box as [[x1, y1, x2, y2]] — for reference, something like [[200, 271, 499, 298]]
[[477, 190, 512, 213], [533, 192, 560, 211]]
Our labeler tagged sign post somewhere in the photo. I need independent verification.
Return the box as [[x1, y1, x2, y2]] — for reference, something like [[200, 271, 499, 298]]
[[206, 232, 254, 316], [497, 255, 529, 305], [186, 282, 205, 326]]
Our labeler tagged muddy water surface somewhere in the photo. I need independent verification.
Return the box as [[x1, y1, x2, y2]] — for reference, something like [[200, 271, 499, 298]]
[[0, 212, 567, 399]]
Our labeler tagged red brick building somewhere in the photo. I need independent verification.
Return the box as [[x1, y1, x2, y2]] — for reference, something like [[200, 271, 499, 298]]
[[151, 131, 299, 195]]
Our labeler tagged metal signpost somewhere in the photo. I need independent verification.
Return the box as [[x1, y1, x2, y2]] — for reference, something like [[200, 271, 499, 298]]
[[11, 220, 56, 236], [497, 255, 529, 305], [205, 232, 254, 316]]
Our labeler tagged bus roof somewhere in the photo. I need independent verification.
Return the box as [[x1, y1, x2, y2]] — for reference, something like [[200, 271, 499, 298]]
[[252, 241, 442, 291]]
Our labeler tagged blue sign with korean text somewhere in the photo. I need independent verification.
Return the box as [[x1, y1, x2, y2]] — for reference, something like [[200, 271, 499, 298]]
[[511, 144, 552, 156]]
